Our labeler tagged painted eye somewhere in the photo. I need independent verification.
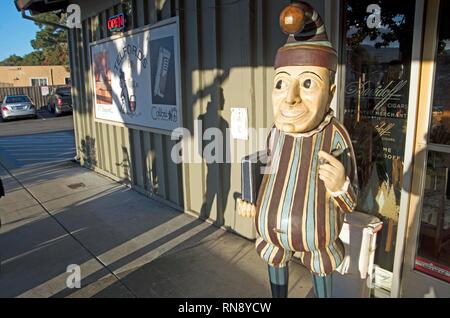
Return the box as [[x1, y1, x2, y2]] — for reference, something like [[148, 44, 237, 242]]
[[275, 80, 286, 90], [303, 79, 312, 89]]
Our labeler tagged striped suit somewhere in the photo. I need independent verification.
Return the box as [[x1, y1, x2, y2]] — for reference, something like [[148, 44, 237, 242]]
[[255, 116, 358, 276]]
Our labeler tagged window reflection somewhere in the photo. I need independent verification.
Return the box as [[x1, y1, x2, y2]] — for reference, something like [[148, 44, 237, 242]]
[[415, 151, 450, 283], [430, 1, 450, 145], [343, 0, 416, 271]]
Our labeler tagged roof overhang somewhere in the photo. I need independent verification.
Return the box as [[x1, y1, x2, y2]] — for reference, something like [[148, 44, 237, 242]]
[[14, 0, 70, 14]]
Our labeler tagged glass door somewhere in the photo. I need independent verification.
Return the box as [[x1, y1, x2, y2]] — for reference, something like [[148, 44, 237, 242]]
[[401, 0, 450, 297], [341, 0, 420, 296]]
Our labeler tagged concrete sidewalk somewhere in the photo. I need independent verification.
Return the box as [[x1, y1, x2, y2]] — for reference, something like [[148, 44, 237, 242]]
[[0, 160, 312, 298]]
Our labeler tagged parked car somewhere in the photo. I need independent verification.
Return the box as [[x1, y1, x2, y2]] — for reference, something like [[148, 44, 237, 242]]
[[47, 86, 73, 116], [1, 95, 37, 121]]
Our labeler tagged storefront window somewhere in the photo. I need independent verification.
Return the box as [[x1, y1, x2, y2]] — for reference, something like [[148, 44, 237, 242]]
[[429, 3, 450, 145], [415, 1, 450, 284], [343, 0, 416, 272], [415, 151, 450, 283]]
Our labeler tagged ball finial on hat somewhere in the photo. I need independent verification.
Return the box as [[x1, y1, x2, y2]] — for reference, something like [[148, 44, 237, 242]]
[[279, 4, 305, 35]]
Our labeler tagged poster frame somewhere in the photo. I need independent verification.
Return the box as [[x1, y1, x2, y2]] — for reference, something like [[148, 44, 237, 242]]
[[89, 16, 182, 136]]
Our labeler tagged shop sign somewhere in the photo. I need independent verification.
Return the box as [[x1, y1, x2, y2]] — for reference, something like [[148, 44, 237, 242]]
[[108, 13, 125, 32]]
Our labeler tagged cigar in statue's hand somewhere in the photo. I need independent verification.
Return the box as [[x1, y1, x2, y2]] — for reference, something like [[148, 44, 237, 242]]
[[319, 148, 347, 165]]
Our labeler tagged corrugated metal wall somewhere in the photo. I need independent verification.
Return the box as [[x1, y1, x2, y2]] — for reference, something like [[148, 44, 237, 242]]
[[69, 0, 325, 238]]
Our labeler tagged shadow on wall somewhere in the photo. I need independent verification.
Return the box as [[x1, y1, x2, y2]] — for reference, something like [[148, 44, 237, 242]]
[[198, 86, 230, 226]]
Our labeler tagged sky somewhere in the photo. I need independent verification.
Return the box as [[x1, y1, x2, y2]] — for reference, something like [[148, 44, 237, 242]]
[[0, 0, 39, 61]]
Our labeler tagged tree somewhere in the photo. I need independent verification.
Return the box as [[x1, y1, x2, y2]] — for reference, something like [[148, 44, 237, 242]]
[[345, 0, 416, 62], [31, 12, 69, 67], [21, 51, 45, 66], [0, 12, 69, 67], [0, 54, 24, 66]]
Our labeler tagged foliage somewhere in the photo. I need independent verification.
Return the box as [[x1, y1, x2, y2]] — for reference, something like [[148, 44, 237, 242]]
[[31, 12, 69, 67], [0, 54, 24, 66], [22, 51, 46, 66], [0, 12, 68, 67], [345, 0, 415, 60]]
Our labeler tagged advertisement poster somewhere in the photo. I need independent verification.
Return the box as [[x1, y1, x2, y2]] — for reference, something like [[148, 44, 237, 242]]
[[91, 19, 181, 132]]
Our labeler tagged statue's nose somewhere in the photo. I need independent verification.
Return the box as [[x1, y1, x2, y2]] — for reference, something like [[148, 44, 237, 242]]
[[285, 79, 301, 105]]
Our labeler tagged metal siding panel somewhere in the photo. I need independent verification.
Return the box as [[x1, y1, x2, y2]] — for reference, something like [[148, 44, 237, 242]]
[[143, 0, 150, 25], [131, 0, 138, 28], [68, 29, 82, 161], [73, 29, 84, 163], [85, 15, 100, 166], [165, 136, 183, 206], [149, 133, 158, 193], [80, 19, 90, 156], [160, 0, 174, 20], [132, 129, 145, 187], [77, 25, 88, 166], [154, 134, 168, 199], [99, 11, 106, 39], [106, 124, 116, 175], [88, 18, 96, 138], [181, 0, 202, 214], [219, 0, 251, 229], [136, 0, 145, 27], [87, 17, 98, 167], [97, 10, 109, 171], [139, 130, 150, 190], [254, 0, 267, 131], [196, 0, 220, 222], [93, 122, 103, 170], [148, 0, 157, 25], [142, 131, 151, 191], [94, 14, 101, 43], [116, 126, 125, 179], [122, 126, 132, 183]]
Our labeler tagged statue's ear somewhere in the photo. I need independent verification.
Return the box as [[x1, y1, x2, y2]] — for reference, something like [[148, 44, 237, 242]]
[[329, 84, 336, 103]]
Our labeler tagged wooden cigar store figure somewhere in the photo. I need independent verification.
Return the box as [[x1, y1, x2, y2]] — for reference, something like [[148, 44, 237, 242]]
[[238, 2, 358, 298]]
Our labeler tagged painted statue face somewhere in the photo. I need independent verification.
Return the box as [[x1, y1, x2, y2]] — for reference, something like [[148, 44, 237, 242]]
[[272, 65, 336, 133]]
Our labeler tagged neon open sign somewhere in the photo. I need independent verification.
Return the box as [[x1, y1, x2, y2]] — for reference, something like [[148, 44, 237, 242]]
[[108, 13, 125, 32]]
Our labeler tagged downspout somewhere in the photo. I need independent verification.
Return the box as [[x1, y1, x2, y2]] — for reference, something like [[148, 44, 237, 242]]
[[21, 9, 69, 30]]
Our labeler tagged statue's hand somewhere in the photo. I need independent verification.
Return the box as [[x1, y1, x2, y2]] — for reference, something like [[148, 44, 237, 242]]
[[237, 198, 257, 218], [318, 150, 346, 193]]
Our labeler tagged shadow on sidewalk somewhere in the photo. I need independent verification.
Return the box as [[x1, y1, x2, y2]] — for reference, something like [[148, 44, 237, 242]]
[[0, 173, 275, 298]]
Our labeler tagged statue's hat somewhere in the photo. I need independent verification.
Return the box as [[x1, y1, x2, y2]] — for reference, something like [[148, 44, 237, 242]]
[[276, 1, 337, 72]]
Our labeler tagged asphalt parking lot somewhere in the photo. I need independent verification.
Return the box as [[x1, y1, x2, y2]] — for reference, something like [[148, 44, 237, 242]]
[[0, 110, 73, 137], [0, 108, 76, 170], [0, 109, 74, 137]]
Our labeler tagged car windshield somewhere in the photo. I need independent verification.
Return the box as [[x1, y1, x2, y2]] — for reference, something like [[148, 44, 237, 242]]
[[5, 96, 30, 103], [57, 88, 71, 96]]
